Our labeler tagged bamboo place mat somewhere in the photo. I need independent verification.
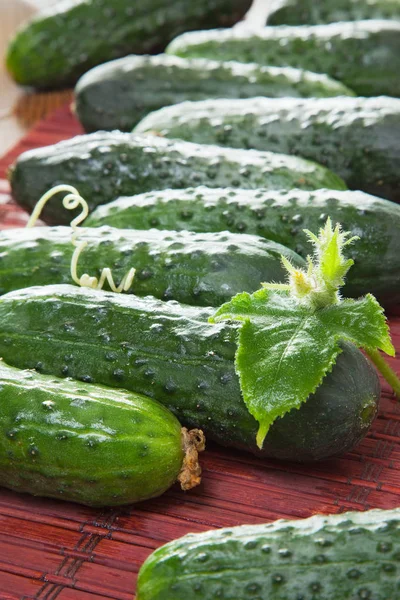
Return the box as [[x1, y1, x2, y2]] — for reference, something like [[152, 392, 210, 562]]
[[0, 104, 400, 600]]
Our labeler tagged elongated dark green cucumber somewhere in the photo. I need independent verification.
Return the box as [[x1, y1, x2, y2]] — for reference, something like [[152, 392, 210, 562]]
[[267, 0, 400, 24], [9, 132, 347, 225], [166, 20, 400, 97], [0, 226, 304, 305], [0, 285, 380, 462], [0, 360, 189, 507], [135, 96, 400, 203], [136, 508, 400, 600], [6, 0, 252, 89], [85, 186, 400, 308], [74, 54, 354, 132]]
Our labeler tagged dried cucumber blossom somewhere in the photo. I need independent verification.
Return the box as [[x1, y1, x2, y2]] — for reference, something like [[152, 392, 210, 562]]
[[26, 185, 135, 293]]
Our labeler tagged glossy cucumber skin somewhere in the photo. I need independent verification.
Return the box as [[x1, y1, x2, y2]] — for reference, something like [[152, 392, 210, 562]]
[[9, 132, 346, 225], [136, 508, 400, 600], [6, 0, 251, 89], [166, 20, 400, 97], [135, 96, 400, 203], [0, 226, 304, 305], [267, 0, 400, 24], [0, 360, 184, 507], [85, 186, 400, 308], [0, 285, 380, 462], [75, 54, 354, 132]]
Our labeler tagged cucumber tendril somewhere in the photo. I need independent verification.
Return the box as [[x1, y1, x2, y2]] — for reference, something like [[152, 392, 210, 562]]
[[26, 185, 136, 293]]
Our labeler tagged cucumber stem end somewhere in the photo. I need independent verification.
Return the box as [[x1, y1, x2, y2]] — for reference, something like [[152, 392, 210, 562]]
[[178, 428, 205, 491]]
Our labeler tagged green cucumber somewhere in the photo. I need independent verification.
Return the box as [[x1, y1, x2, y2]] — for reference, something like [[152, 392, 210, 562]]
[[136, 508, 400, 600], [134, 96, 400, 203], [6, 0, 252, 89], [9, 132, 347, 225], [0, 360, 203, 507], [85, 186, 400, 308], [0, 284, 380, 462], [74, 54, 354, 133], [267, 0, 400, 25], [166, 20, 400, 97], [0, 226, 304, 305]]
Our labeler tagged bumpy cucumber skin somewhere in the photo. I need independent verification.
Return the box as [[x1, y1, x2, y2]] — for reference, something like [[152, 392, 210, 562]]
[[267, 0, 400, 24], [135, 96, 400, 203], [166, 20, 400, 97], [0, 226, 304, 305], [9, 132, 347, 225], [6, 0, 252, 89], [0, 360, 184, 507], [75, 54, 354, 132], [136, 508, 400, 600], [0, 285, 380, 462], [85, 187, 400, 308]]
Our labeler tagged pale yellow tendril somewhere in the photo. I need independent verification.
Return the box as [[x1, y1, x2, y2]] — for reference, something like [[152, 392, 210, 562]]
[[26, 185, 135, 293]]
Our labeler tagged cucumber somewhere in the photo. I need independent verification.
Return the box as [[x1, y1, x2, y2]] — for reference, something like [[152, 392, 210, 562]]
[[0, 284, 380, 462], [136, 508, 400, 600], [9, 132, 347, 225], [74, 54, 354, 133], [0, 226, 304, 305], [0, 360, 203, 507], [267, 0, 400, 25], [85, 186, 400, 308], [166, 20, 400, 97], [134, 96, 400, 203], [6, 0, 252, 89]]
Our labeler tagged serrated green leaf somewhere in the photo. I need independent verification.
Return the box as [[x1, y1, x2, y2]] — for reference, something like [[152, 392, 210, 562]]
[[212, 289, 395, 448], [318, 294, 395, 356], [213, 289, 343, 448], [211, 218, 398, 447]]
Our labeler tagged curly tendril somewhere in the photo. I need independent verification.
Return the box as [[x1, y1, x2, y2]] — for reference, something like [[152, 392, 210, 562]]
[[26, 185, 136, 293]]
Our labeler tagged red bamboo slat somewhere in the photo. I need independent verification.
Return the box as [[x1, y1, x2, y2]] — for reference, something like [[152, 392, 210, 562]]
[[0, 104, 400, 599]]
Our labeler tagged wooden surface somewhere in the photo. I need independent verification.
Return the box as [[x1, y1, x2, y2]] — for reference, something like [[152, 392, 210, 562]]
[[0, 103, 400, 599]]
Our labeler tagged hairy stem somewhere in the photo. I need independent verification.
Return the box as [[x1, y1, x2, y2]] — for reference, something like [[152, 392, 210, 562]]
[[365, 348, 400, 398]]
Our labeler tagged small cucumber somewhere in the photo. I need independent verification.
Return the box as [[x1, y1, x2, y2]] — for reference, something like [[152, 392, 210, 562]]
[[6, 0, 252, 89], [9, 132, 346, 225], [0, 226, 304, 305], [85, 186, 400, 308], [166, 20, 400, 97], [267, 0, 400, 25], [134, 96, 400, 203], [0, 284, 380, 462], [0, 360, 204, 507], [137, 508, 400, 600], [74, 54, 354, 132]]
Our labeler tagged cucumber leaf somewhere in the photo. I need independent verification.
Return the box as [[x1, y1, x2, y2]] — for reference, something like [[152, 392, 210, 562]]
[[318, 295, 395, 357], [212, 288, 394, 448]]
